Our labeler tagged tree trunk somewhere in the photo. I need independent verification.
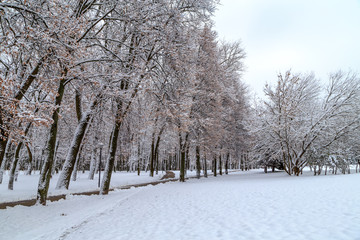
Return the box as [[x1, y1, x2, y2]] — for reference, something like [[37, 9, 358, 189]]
[[56, 97, 98, 189], [185, 142, 190, 170], [88, 147, 97, 180], [213, 155, 217, 177], [155, 152, 159, 175], [149, 135, 155, 177], [225, 153, 229, 175], [0, 138, 12, 184], [37, 78, 66, 205], [179, 132, 188, 182], [100, 100, 122, 195], [240, 153, 243, 171], [25, 144, 33, 175], [203, 154, 208, 178], [0, 109, 8, 169], [137, 141, 141, 176], [150, 124, 165, 177], [196, 145, 201, 179], [14, 162, 20, 181], [219, 153, 222, 175], [9, 121, 33, 184], [179, 147, 186, 182], [0, 138, 8, 174], [52, 140, 60, 175], [72, 155, 79, 181], [8, 142, 23, 190]]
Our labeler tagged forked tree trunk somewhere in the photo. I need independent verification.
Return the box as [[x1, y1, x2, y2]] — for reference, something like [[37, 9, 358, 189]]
[[149, 124, 164, 177], [56, 97, 99, 189], [9, 120, 34, 182], [37, 78, 66, 205]]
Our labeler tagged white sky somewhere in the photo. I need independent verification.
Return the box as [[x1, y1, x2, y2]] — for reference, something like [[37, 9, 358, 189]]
[[214, 0, 360, 98]]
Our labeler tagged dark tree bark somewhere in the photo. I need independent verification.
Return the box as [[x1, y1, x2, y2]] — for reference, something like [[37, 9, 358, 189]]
[[180, 147, 186, 182], [155, 151, 159, 175], [137, 141, 141, 176], [100, 99, 122, 195], [8, 142, 23, 190], [196, 145, 201, 179], [37, 78, 66, 205], [0, 106, 8, 169], [0, 139, 12, 184], [179, 132, 188, 182], [25, 144, 33, 175], [149, 133, 155, 177], [203, 154, 208, 178], [75, 88, 82, 122], [185, 142, 190, 170], [225, 152, 229, 175], [213, 155, 217, 177], [0, 138, 7, 174], [219, 153, 222, 175]]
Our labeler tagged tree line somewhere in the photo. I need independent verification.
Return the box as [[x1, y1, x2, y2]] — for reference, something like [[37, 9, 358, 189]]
[[0, 0, 248, 205]]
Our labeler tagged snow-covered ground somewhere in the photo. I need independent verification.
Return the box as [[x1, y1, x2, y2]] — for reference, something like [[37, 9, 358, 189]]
[[1, 170, 360, 240], [0, 170, 193, 203]]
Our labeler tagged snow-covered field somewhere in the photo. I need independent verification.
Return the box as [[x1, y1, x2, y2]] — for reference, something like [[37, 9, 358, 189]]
[[1, 170, 360, 240]]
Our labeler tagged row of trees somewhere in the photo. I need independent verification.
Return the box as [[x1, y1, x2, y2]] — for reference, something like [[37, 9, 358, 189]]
[[0, 0, 249, 205]]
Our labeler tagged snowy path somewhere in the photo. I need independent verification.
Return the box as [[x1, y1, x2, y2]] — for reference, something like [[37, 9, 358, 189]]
[[1, 171, 360, 240]]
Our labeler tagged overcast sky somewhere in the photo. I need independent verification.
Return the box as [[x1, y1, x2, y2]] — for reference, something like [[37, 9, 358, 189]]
[[214, 0, 360, 98]]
